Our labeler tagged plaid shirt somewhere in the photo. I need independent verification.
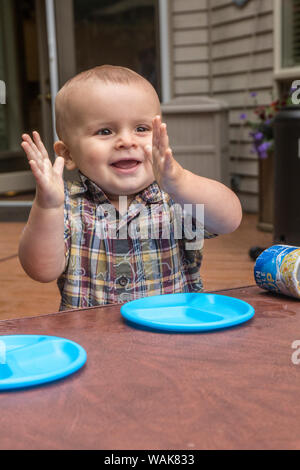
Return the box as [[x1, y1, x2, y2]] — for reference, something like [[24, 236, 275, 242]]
[[57, 173, 217, 310]]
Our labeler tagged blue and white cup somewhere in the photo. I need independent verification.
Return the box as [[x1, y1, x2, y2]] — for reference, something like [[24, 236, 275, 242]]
[[254, 244, 300, 299]]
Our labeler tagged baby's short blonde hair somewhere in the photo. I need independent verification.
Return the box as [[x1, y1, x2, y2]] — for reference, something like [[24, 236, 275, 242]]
[[55, 64, 160, 141]]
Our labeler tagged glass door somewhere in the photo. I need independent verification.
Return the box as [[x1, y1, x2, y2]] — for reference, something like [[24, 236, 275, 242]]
[[0, 0, 53, 212]]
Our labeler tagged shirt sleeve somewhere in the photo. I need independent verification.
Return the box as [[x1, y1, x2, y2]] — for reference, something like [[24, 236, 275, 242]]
[[176, 201, 219, 242], [183, 215, 218, 252], [203, 227, 218, 239], [165, 195, 218, 252], [187, 203, 218, 240]]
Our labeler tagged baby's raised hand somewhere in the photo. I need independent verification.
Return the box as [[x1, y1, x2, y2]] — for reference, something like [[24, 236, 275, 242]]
[[145, 116, 184, 195], [21, 131, 65, 209]]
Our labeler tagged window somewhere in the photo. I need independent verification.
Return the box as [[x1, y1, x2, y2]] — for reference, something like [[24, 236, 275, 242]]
[[281, 0, 300, 68], [0, 0, 39, 166], [274, 0, 300, 78]]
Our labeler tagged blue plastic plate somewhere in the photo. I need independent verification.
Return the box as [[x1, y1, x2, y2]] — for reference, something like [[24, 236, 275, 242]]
[[0, 335, 87, 390], [120, 293, 255, 332]]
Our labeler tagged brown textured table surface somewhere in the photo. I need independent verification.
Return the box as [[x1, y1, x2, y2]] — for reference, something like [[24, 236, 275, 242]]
[[1, 285, 300, 450]]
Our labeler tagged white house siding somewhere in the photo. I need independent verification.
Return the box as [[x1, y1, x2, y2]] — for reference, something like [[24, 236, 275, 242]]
[[169, 0, 274, 213], [171, 0, 210, 97]]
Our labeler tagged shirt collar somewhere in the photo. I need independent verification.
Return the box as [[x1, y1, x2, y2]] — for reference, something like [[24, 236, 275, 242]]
[[68, 172, 164, 205]]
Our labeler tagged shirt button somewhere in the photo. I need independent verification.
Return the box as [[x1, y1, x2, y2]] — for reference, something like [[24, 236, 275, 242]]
[[118, 276, 128, 287]]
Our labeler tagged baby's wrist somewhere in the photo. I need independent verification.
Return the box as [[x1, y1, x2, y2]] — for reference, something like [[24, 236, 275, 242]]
[[35, 191, 64, 211], [163, 165, 187, 199]]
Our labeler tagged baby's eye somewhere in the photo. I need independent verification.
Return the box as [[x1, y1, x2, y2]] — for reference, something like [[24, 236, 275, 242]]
[[97, 128, 112, 136], [136, 126, 149, 133]]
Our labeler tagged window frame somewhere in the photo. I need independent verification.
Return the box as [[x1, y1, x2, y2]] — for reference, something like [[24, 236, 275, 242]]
[[158, 0, 172, 103], [274, 0, 300, 80]]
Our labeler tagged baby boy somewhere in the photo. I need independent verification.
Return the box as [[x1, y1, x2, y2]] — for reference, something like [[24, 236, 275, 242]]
[[19, 65, 242, 310]]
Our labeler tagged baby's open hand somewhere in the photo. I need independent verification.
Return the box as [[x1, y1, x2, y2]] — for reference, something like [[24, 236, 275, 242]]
[[145, 116, 184, 195], [21, 131, 65, 209]]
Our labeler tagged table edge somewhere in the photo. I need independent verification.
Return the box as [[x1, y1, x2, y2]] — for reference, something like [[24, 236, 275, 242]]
[[0, 285, 258, 325]]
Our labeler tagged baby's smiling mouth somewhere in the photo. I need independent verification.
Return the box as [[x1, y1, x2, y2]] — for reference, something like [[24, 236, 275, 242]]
[[111, 159, 141, 169]]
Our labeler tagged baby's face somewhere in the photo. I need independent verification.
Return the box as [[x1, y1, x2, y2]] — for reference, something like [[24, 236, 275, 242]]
[[61, 81, 160, 206]]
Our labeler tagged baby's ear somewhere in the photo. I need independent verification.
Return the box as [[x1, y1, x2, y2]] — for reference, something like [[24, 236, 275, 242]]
[[53, 140, 77, 170]]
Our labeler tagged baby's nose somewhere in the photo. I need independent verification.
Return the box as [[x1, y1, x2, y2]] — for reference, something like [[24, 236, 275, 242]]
[[115, 131, 137, 149]]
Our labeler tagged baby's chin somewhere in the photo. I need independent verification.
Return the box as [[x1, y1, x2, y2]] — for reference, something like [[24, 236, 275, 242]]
[[117, 178, 155, 197]]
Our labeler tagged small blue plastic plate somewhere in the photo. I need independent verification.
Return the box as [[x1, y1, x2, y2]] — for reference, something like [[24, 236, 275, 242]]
[[120, 293, 255, 332], [0, 335, 87, 390]]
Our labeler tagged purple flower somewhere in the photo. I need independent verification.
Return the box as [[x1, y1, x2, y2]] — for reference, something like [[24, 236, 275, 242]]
[[259, 141, 271, 151], [254, 131, 263, 141], [257, 141, 271, 159], [240, 113, 247, 120], [250, 92, 257, 97]]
